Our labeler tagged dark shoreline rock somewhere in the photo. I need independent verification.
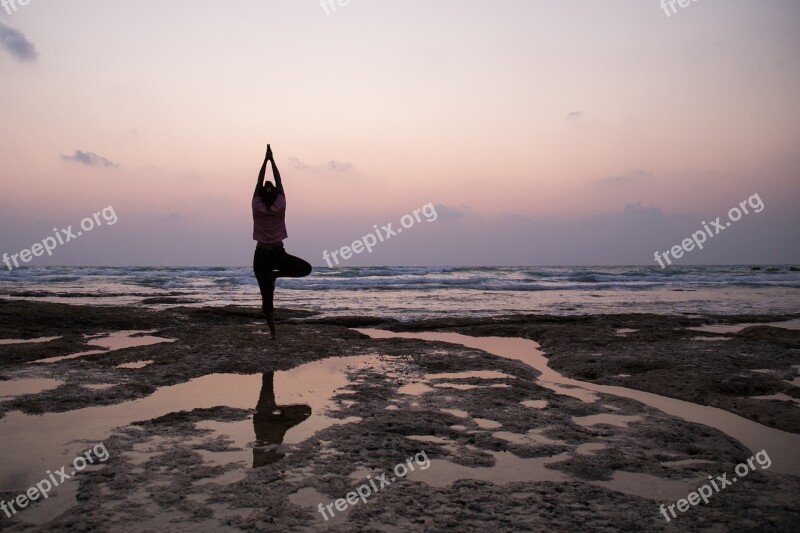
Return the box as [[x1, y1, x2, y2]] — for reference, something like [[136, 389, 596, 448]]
[[1, 300, 799, 531]]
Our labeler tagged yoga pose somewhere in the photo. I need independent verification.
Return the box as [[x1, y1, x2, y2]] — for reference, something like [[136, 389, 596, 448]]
[[252, 145, 312, 339], [252, 372, 311, 467]]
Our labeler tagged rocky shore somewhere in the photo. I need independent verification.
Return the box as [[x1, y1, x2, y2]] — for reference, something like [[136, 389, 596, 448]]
[[1, 300, 798, 531]]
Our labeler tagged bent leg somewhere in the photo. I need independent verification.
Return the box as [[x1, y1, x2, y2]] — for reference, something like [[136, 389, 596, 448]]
[[275, 250, 312, 279]]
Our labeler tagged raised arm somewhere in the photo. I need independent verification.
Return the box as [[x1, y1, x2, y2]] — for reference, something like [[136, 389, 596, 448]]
[[253, 146, 270, 198], [269, 146, 284, 195]]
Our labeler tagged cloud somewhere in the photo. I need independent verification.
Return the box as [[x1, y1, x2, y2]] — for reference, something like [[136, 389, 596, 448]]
[[566, 111, 583, 122], [0, 22, 38, 62], [60, 150, 118, 168], [289, 157, 354, 174], [583, 203, 665, 226], [433, 204, 470, 220], [593, 170, 653, 188]]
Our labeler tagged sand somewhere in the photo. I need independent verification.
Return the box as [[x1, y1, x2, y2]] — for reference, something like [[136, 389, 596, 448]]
[[0, 300, 799, 531]]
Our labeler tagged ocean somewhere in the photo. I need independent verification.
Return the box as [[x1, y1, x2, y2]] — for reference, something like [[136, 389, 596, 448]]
[[1, 265, 799, 320]]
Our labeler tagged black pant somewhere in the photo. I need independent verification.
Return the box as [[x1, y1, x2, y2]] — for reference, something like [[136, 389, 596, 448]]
[[253, 245, 312, 312]]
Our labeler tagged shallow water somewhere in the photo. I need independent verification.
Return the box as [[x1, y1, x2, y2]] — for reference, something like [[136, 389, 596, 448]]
[[356, 329, 800, 476], [0, 378, 63, 399], [116, 360, 154, 369], [0, 336, 60, 346], [32, 331, 174, 364], [688, 318, 800, 334], [0, 354, 384, 523], [572, 414, 643, 428]]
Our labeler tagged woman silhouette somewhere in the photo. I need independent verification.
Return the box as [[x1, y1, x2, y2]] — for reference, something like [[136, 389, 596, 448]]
[[252, 145, 312, 339], [252, 372, 311, 468]]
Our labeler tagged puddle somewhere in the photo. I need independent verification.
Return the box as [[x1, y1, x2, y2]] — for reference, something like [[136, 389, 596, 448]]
[[0, 336, 60, 346], [521, 400, 548, 409], [14, 477, 79, 526], [397, 382, 434, 395], [474, 418, 502, 430], [426, 370, 515, 380], [494, 431, 535, 446], [591, 471, 705, 502], [693, 337, 732, 342], [440, 408, 469, 418], [525, 428, 565, 446], [687, 319, 800, 334], [400, 370, 514, 395], [572, 414, 643, 428], [193, 469, 247, 486], [615, 329, 637, 335], [491, 428, 565, 447], [117, 360, 154, 369], [290, 487, 348, 525], [546, 383, 600, 403], [749, 394, 798, 403], [433, 383, 484, 390], [0, 354, 383, 521], [576, 442, 606, 455], [406, 449, 570, 487], [121, 437, 169, 465], [33, 331, 174, 364], [0, 378, 63, 399], [83, 384, 115, 391], [190, 357, 380, 469], [357, 329, 800, 476]]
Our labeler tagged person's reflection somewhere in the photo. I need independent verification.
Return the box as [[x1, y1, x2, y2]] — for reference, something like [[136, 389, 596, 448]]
[[252, 371, 312, 468]]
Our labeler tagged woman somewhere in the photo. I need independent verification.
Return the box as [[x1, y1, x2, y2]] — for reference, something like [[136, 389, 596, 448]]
[[252, 145, 312, 339], [252, 371, 311, 467]]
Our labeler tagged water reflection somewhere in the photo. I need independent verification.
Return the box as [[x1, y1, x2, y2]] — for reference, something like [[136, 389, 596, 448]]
[[252, 372, 311, 468]]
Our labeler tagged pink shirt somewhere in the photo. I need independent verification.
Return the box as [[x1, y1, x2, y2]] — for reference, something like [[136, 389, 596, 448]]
[[252, 194, 288, 244]]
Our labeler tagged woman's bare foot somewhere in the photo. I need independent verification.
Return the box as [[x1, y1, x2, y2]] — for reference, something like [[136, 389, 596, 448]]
[[265, 310, 277, 340]]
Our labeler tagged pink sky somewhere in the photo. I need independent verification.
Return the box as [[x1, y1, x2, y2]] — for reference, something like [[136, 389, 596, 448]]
[[1, 0, 798, 266]]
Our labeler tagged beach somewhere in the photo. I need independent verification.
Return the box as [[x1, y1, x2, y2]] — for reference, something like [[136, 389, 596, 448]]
[[1, 295, 799, 531], [5, 0, 800, 530]]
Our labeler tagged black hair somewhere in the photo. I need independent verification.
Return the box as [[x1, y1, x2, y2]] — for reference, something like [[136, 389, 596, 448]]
[[260, 182, 279, 208]]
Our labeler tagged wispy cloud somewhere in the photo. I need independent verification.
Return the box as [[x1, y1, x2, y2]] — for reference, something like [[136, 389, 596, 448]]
[[0, 22, 38, 62], [433, 204, 470, 220], [289, 157, 354, 174], [606, 202, 664, 221], [566, 111, 583, 122], [60, 150, 118, 168], [593, 170, 653, 188]]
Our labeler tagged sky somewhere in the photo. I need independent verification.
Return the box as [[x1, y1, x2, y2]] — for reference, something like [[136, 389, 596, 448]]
[[1, 0, 798, 267]]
